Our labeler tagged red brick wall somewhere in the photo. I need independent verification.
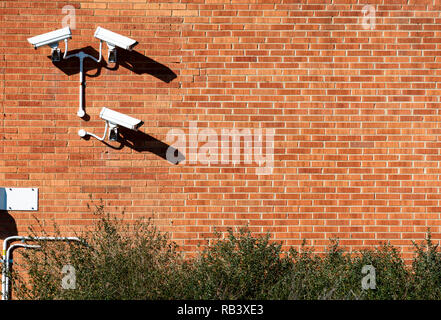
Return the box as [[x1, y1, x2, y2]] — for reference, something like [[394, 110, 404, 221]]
[[2, 0, 441, 258]]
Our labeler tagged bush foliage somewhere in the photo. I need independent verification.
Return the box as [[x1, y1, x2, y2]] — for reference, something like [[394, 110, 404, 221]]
[[9, 205, 441, 300]]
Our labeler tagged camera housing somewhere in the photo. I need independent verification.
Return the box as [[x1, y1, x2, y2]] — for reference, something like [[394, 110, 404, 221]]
[[94, 27, 138, 63], [79, 107, 143, 142], [27, 27, 72, 62]]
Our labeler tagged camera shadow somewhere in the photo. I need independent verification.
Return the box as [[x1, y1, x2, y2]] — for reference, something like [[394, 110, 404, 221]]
[[49, 46, 177, 83], [116, 48, 177, 83], [49, 46, 105, 77], [0, 211, 18, 240], [49, 46, 178, 120], [116, 126, 185, 165]]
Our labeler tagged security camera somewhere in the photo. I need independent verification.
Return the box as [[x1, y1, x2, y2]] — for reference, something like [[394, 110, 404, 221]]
[[94, 27, 138, 63], [100, 107, 143, 130], [100, 107, 143, 141], [78, 107, 143, 142], [27, 27, 72, 49], [27, 27, 72, 62]]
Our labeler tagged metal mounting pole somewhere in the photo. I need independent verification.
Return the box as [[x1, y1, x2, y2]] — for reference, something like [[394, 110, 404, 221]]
[[1, 236, 84, 300], [63, 40, 102, 118]]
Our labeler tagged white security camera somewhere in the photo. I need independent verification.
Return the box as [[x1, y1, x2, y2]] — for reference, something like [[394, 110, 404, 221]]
[[78, 107, 143, 142], [27, 27, 72, 62], [94, 27, 138, 63], [101, 107, 143, 141]]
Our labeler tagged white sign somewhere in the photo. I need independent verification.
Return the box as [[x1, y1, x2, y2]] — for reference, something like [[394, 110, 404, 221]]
[[0, 188, 38, 211]]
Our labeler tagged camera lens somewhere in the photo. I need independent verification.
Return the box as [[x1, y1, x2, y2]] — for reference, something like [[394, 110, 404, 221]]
[[109, 127, 119, 142], [51, 49, 61, 62], [108, 49, 117, 63]]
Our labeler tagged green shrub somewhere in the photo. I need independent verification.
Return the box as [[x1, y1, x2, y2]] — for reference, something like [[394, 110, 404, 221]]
[[410, 232, 441, 299], [9, 205, 441, 300], [177, 228, 293, 299], [11, 204, 183, 300]]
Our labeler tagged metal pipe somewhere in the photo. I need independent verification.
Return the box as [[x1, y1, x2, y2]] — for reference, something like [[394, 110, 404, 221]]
[[2, 236, 82, 256], [1, 236, 83, 300], [80, 120, 108, 141], [78, 52, 85, 118], [63, 39, 68, 59], [95, 40, 102, 63], [62, 40, 102, 118], [3, 243, 40, 301]]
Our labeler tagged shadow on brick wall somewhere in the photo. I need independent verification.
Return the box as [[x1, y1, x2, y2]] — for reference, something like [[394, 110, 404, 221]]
[[119, 127, 184, 165], [91, 126, 184, 165], [50, 46, 177, 83], [50, 46, 106, 77], [0, 211, 18, 239], [116, 48, 177, 83], [49, 46, 180, 163]]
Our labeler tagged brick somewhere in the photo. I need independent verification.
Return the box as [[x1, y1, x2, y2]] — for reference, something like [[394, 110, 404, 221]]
[[2, 0, 441, 261]]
